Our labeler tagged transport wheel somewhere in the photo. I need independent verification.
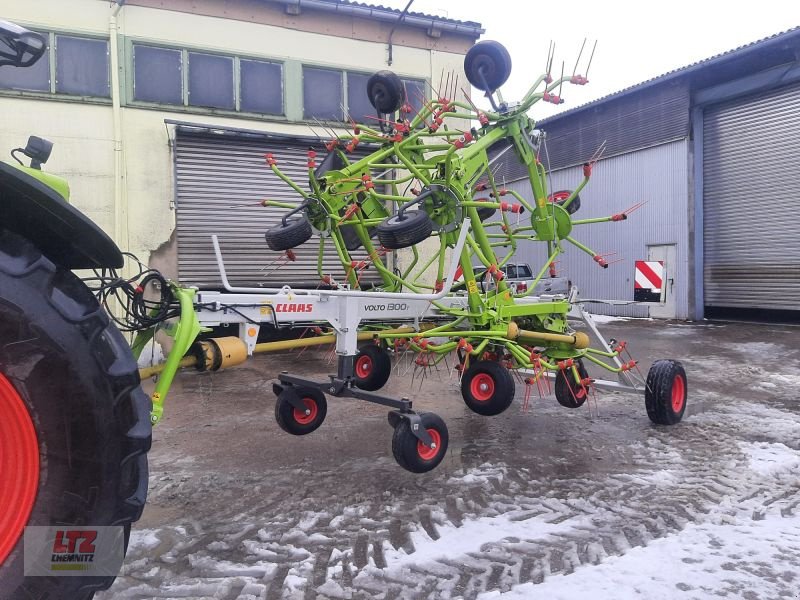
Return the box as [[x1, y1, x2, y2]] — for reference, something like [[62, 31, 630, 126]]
[[376, 210, 433, 249], [475, 204, 497, 221], [460, 360, 515, 416], [548, 190, 581, 215], [554, 359, 590, 408], [264, 216, 313, 251], [0, 230, 151, 599], [353, 344, 392, 391], [464, 40, 512, 92], [275, 386, 328, 435], [645, 359, 687, 425], [367, 70, 406, 113], [391, 412, 449, 473]]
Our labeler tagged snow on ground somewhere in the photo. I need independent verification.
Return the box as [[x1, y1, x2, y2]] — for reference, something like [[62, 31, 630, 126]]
[[480, 511, 800, 600]]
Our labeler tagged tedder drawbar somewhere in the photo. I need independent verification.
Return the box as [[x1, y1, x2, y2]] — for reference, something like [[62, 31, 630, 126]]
[[132, 40, 689, 474]]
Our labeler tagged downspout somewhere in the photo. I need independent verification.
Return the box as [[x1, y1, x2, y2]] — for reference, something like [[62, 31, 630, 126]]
[[110, 1, 128, 260]]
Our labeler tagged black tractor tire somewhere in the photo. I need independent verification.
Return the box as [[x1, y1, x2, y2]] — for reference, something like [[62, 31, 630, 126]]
[[353, 344, 392, 392], [460, 360, 515, 416], [376, 210, 433, 249], [645, 359, 687, 425], [464, 40, 512, 92], [554, 359, 590, 408], [391, 412, 449, 473], [0, 230, 151, 600], [265, 216, 313, 251], [549, 190, 581, 215], [366, 70, 406, 114], [275, 386, 328, 435]]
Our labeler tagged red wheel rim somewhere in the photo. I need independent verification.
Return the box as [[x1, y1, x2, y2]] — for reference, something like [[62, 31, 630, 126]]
[[470, 373, 495, 402], [549, 191, 570, 203], [0, 372, 39, 565], [355, 354, 373, 379], [417, 428, 442, 461], [671, 375, 686, 412], [293, 398, 318, 425]]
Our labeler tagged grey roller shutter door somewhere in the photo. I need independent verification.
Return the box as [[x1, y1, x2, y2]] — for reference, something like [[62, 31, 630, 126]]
[[703, 82, 800, 310], [174, 130, 379, 288]]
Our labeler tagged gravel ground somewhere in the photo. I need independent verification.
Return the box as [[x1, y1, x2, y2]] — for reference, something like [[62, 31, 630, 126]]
[[99, 318, 800, 600]]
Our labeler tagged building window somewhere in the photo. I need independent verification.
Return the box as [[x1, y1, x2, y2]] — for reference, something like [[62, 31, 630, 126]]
[[0, 42, 50, 92], [188, 52, 234, 110], [346, 71, 375, 124], [133, 45, 182, 105], [303, 67, 342, 121], [240, 59, 283, 115], [55, 35, 110, 97]]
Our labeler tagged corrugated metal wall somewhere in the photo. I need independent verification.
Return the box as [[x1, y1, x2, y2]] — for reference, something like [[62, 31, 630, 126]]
[[174, 129, 377, 288], [508, 140, 690, 318], [703, 81, 800, 310]]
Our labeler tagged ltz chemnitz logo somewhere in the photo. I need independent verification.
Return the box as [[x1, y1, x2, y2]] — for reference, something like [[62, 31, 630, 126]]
[[50, 530, 97, 569]]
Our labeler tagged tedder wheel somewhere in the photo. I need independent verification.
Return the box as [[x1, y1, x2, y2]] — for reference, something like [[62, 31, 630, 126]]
[[554, 359, 590, 408], [549, 190, 581, 215], [366, 70, 406, 114], [275, 386, 328, 435], [0, 230, 151, 599], [391, 412, 449, 473], [645, 359, 688, 425], [353, 344, 392, 392], [476, 204, 497, 221], [460, 360, 515, 416], [464, 40, 512, 92], [264, 216, 313, 251], [376, 210, 433, 249]]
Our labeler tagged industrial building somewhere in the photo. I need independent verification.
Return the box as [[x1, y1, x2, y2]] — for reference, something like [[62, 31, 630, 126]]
[[0, 0, 482, 287], [495, 28, 800, 321]]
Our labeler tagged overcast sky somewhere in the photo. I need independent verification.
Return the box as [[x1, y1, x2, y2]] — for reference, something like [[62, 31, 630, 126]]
[[380, 0, 800, 118]]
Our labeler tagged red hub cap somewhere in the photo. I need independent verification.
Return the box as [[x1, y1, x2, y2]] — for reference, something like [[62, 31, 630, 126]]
[[417, 428, 442, 461], [470, 373, 495, 402], [293, 398, 319, 425], [0, 372, 39, 565], [549, 191, 570, 203], [671, 375, 686, 412], [355, 355, 373, 379]]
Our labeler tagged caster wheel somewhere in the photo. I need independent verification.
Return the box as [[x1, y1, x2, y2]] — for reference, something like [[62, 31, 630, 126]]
[[460, 360, 515, 416], [275, 386, 327, 435], [265, 215, 313, 251], [645, 359, 687, 425], [554, 358, 590, 408], [548, 190, 581, 215], [376, 210, 433, 249], [464, 40, 512, 92], [391, 412, 449, 473], [353, 344, 392, 391], [367, 70, 406, 113]]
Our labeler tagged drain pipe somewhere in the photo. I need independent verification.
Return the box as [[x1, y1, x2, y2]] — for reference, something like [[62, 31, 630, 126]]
[[109, 1, 128, 260]]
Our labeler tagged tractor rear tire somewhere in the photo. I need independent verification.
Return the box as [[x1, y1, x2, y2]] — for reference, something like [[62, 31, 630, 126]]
[[376, 210, 433, 249], [0, 230, 151, 600]]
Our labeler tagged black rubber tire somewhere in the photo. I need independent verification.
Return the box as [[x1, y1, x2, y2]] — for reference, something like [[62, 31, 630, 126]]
[[265, 216, 313, 251], [391, 412, 449, 473], [0, 230, 151, 600], [460, 360, 515, 416], [366, 70, 406, 114], [275, 386, 327, 435], [549, 190, 581, 215], [353, 344, 392, 392], [476, 205, 497, 221], [645, 359, 687, 425], [464, 40, 512, 92], [376, 211, 433, 249], [554, 359, 590, 408]]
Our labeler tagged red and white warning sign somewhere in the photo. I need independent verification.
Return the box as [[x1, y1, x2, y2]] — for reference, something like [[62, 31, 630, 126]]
[[633, 260, 664, 302]]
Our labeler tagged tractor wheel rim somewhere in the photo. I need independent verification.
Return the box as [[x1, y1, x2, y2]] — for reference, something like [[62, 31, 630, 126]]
[[470, 373, 495, 402], [0, 372, 39, 565], [417, 428, 442, 461], [293, 398, 318, 425], [355, 355, 373, 379], [671, 375, 685, 412]]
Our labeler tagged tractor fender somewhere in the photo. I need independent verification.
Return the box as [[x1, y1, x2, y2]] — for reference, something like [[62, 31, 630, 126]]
[[0, 161, 123, 269]]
